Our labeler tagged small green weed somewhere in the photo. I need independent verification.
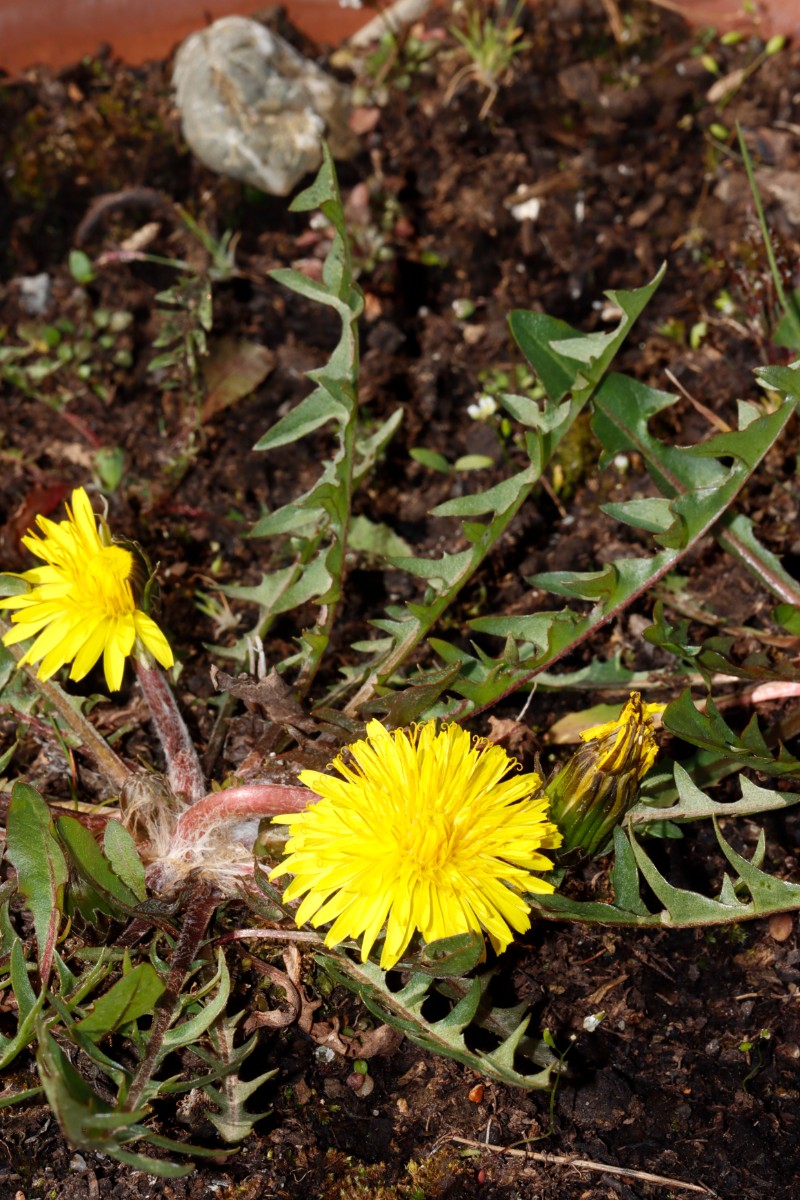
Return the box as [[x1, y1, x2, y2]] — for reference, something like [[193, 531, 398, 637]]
[[446, 0, 531, 117]]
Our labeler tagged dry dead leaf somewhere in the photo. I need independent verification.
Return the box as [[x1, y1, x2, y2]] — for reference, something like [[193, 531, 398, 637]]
[[201, 337, 275, 423]]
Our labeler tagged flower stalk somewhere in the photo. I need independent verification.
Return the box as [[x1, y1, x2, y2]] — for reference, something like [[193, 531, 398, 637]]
[[133, 661, 205, 805], [170, 782, 311, 845]]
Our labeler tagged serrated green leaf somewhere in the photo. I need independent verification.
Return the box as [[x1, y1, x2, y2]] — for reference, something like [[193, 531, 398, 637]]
[[389, 549, 475, 587], [593, 377, 800, 605], [254, 389, 345, 451], [353, 408, 403, 485], [629, 766, 800, 827], [222, 563, 302, 609], [510, 265, 665, 402], [338, 270, 667, 718], [664, 691, 800, 775], [508, 312, 577, 400], [436, 976, 483, 1033], [600, 497, 676, 534], [713, 819, 800, 912], [162, 950, 230, 1052], [463, 384, 794, 713], [629, 831, 747, 924], [348, 515, 412, 559], [683, 405, 795, 470], [431, 466, 536, 519], [202, 1015, 275, 1142], [319, 953, 553, 1090], [417, 932, 486, 977]]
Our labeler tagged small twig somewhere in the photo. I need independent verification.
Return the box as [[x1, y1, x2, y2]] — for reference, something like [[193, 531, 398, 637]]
[[348, 0, 434, 47], [663, 368, 731, 434], [749, 682, 800, 704], [600, 0, 626, 43], [216, 928, 324, 946], [445, 1136, 717, 1196], [74, 187, 172, 246]]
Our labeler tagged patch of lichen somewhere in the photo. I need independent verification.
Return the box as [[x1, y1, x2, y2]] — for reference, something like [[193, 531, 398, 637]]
[[319, 1149, 467, 1200]]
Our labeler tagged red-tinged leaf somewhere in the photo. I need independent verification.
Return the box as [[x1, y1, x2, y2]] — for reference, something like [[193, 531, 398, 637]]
[[3, 483, 70, 564], [6, 783, 68, 987]]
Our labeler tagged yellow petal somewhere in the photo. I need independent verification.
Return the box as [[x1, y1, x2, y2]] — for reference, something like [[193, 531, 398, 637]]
[[134, 612, 174, 669]]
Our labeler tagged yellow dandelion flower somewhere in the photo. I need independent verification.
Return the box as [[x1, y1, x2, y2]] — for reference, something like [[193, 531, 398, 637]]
[[0, 487, 173, 692], [546, 692, 665, 857], [270, 719, 562, 970]]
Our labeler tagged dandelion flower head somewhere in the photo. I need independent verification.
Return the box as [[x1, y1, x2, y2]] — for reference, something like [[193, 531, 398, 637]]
[[1, 487, 173, 691], [271, 719, 562, 970]]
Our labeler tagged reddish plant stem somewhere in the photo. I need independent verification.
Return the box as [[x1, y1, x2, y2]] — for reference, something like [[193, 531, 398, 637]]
[[134, 661, 205, 805], [123, 881, 218, 1113], [171, 783, 314, 844]]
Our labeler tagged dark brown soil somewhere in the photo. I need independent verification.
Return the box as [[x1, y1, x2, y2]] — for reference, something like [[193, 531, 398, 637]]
[[2, 2, 800, 1197]]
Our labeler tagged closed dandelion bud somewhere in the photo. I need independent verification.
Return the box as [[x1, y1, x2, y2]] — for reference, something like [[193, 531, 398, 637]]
[[545, 693, 665, 858]]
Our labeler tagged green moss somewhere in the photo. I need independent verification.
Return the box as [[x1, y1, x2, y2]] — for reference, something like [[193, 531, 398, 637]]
[[319, 1149, 465, 1199], [550, 410, 595, 500]]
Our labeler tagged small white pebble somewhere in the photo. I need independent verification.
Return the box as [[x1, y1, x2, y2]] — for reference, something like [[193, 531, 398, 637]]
[[510, 197, 541, 222]]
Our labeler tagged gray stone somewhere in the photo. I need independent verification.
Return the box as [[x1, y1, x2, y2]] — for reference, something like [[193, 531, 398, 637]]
[[172, 16, 356, 196], [17, 272, 51, 316]]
